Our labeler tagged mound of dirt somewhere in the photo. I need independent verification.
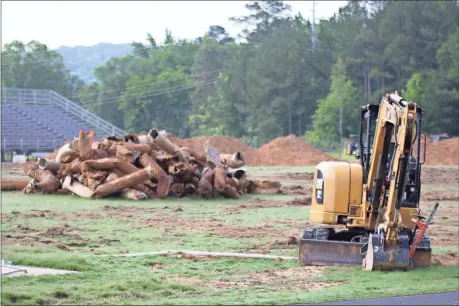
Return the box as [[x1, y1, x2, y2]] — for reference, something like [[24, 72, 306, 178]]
[[171, 135, 256, 156], [247, 134, 337, 166], [425, 137, 459, 165]]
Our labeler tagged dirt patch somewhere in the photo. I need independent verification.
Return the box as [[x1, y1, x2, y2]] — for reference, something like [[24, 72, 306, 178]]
[[246, 134, 337, 166], [224, 197, 309, 214], [421, 167, 459, 185], [1, 234, 71, 251], [164, 266, 337, 292], [281, 185, 311, 195], [426, 137, 459, 165], [208, 266, 341, 291], [432, 252, 458, 266], [42, 225, 69, 237], [286, 196, 312, 206], [2, 223, 87, 250], [141, 215, 274, 239], [275, 172, 314, 180], [20, 210, 58, 218], [429, 224, 458, 246], [421, 191, 459, 202]]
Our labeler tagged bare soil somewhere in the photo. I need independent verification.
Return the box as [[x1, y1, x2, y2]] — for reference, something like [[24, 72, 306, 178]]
[[432, 252, 458, 266], [421, 167, 459, 185], [426, 137, 459, 166], [247, 134, 337, 166], [165, 266, 341, 291]]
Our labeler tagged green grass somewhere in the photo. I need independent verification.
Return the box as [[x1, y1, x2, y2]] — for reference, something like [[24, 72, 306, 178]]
[[1, 165, 458, 305]]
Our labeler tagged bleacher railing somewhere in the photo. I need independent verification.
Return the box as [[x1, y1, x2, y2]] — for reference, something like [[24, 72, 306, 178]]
[[1, 88, 125, 138], [2, 137, 60, 153]]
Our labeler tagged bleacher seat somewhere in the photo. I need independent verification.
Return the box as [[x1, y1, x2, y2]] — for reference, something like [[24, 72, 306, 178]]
[[1, 103, 107, 153]]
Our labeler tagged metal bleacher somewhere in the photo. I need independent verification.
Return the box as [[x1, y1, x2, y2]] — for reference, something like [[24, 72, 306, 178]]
[[1, 88, 126, 153]]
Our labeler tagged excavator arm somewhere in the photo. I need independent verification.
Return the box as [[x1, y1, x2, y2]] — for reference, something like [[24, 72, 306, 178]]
[[362, 92, 436, 270]]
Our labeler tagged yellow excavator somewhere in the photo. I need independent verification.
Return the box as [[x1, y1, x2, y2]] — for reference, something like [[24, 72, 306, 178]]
[[299, 92, 439, 271]]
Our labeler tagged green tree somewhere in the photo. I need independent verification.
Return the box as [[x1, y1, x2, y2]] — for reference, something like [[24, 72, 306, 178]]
[[306, 57, 359, 148], [1, 40, 84, 96]]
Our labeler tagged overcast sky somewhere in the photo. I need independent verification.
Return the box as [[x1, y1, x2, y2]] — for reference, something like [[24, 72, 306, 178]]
[[2, 1, 347, 49]]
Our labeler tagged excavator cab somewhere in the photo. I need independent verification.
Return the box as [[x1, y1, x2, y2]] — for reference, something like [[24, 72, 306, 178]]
[[299, 94, 434, 271]]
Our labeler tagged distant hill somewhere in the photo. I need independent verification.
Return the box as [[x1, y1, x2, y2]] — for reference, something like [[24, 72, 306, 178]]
[[57, 43, 133, 84]]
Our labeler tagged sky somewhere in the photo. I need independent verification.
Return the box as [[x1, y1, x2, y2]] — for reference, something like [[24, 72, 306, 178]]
[[2, 1, 347, 49]]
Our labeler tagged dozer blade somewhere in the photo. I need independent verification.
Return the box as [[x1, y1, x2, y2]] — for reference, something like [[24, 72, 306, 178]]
[[363, 233, 410, 271], [299, 233, 432, 268], [299, 238, 365, 266]]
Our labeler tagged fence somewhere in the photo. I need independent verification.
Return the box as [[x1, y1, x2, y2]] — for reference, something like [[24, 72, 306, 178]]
[[2, 137, 60, 153], [1, 88, 125, 138]]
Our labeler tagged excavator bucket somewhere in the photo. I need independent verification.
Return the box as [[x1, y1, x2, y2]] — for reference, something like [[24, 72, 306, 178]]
[[362, 233, 411, 271]]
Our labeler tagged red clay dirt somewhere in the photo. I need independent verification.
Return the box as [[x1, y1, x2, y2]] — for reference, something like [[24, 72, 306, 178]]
[[425, 137, 459, 165], [247, 134, 337, 166], [171, 134, 337, 166]]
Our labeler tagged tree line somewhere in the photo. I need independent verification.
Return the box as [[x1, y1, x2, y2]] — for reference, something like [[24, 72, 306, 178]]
[[2, 0, 458, 148]]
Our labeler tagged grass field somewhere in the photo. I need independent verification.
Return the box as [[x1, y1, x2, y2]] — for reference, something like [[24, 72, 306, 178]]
[[1, 165, 458, 305]]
